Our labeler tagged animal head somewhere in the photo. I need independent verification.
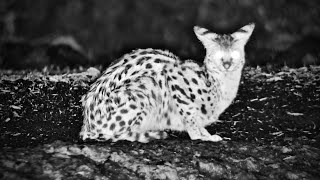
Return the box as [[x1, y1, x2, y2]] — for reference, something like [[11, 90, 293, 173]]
[[194, 23, 255, 73]]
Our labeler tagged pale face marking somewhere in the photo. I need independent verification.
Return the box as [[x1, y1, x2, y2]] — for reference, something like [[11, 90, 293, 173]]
[[230, 50, 240, 60], [214, 51, 225, 60]]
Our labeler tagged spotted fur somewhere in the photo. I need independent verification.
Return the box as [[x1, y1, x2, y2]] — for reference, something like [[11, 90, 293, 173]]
[[80, 23, 255, 143]]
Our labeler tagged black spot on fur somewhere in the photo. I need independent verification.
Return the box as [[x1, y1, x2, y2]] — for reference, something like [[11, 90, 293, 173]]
[[140, 51, 148, 55], [154, 58, 170, 63], [150, 77, 157, 86], [137, 93, 144, 99], [154, 58, 161, 63], [158, 80, 162, 89], [90, 103, 94, 111], [120, 109, 128, 114], [190, 94, 196, 102], [131, 71, 139, 76], [97, 120, 102, 125], [106, 106, 113, 112], [171, 85, 176, 91], [201, 104, 207, 114], [138, 84, 146, 90], [110, 123, 115, 130], [167, 119, 171, 125], [118, 102, 126, 108], [198, 89, 202, 95], [176, 97, 189, 105], [109, 81, 115, 89], [179, 109, 184, 115], [151, 71, 157, 76], [146, 63, 152, 69], [183, 78, 189, 85], [119, 121, 126, 126], [90, 113, 94, 120], [192, 78, 198, 85], [175, 85, 187, 97], [103, 123, 108, 128], [114, 134, 121, 139], [124, 79, 131, 84], [144, 132, 149, 138], [107, 114, 112, 121], [196, 71, 204, 78], [135, 133, 140, 140], [114, 97, 121, 104], [125, 64, 132, 71], [116, 116, 122, 121], [136, 56, 151, 65], [151, 90, 156, 99], [130, 104, 137, 109]]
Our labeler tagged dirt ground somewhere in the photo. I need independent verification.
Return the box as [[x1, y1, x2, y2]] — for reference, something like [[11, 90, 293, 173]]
[[0, 66, 319, 180]]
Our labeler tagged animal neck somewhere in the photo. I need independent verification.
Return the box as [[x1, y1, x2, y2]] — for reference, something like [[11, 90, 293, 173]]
[[206, 66, 243, 100]]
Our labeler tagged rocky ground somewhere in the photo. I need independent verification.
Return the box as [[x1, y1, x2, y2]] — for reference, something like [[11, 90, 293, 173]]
[[0, 66, 320, 180]]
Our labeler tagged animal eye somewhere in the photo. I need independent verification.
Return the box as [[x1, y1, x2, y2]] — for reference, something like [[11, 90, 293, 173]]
[[214, 51, 224, 59], [230, 51, 240, 59]]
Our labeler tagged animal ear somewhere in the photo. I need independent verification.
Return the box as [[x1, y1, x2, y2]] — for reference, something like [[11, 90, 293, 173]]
[[232, 23, 255, 45], [194, 26, 218, 49]]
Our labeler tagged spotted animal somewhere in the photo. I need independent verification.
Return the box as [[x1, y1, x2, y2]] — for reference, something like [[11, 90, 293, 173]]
[[80, 23, 255, 143]]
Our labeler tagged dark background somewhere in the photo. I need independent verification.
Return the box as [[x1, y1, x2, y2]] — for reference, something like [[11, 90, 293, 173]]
[[0, 0, 320, 69]]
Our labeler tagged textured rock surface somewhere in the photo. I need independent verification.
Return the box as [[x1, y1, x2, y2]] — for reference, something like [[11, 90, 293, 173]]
[[1, 140, 319, 180]]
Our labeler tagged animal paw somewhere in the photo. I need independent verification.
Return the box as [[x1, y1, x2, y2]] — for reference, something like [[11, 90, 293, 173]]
[[197, 134, 223, 142], [208, 134, 223, 142]]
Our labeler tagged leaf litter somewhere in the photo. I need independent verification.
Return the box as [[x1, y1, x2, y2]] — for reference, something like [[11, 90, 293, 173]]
[[0, 65, 319, 179]]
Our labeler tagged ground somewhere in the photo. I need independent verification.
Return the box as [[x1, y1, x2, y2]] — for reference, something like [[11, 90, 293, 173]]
[[0, 66, 319, 180]]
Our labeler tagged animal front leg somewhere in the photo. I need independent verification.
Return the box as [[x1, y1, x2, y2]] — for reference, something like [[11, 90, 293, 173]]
[[199, 127, 222, 142], [184, 118, 222, 142]]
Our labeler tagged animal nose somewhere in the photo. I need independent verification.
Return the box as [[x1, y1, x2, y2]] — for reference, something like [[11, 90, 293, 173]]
[[222, 61, 231, 69]]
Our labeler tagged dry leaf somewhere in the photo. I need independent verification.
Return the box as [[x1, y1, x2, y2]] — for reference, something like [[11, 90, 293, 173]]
[[286, 112, 303, 116], [10, 105, 22, 110]]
